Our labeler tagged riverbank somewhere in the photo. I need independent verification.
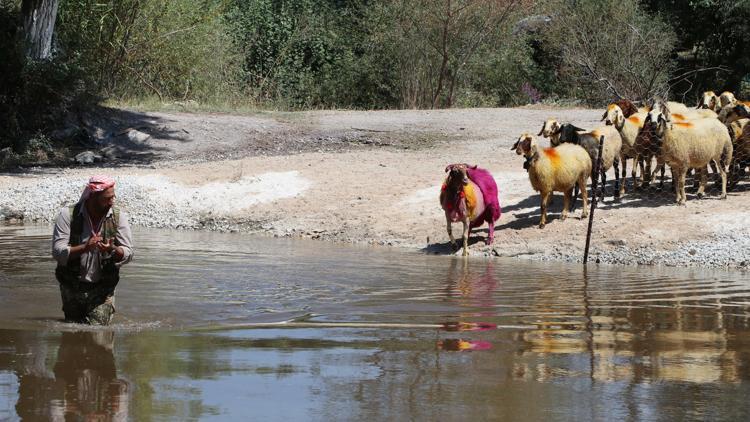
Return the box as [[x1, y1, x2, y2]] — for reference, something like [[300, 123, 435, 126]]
[[1, 106, 748, 269]]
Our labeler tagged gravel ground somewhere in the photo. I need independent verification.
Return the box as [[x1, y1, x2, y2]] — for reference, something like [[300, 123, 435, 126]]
[[1, 106, 749, 270]]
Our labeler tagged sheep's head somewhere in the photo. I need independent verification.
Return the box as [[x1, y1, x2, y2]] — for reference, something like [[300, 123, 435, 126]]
[[720, 91, 737, 108], [602, 104, 625, 129], [698, 91, 718, 111], [557, 123, 585, 145], [647, 99, 671, 127], [646, 110, 670, 139], [511, 133, 537, 157], [537, 119, 561, 138], [444, 163, 470, 190], [611, 99, 638, 118]]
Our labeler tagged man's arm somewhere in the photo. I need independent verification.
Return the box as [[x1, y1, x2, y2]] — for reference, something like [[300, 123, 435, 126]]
[[113, 210, 134, 266], [52, 207, 100, 265], [52, 208, 72, 265]]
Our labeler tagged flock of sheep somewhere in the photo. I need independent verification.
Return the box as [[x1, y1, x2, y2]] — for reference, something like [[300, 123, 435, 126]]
[[441, 91, 750, 255]]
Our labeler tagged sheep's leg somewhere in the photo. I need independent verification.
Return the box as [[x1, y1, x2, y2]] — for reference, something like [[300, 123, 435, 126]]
[[461, 217, 470, 256], [633, 157, 643, 189], [697, 167, 708, 198], [620, 156, 628, 196], [613, 157, 621, 199], [539, 192, 550, 228], [579, 176, 589, 219], [709, 160, 719, 187], [675, 167, 687, 205], [486, 215, 495, 245], [446, 216, 457, 250], [719, 159, 728, 199], [599, 169, 607, 201], [644, 156, 653, 185], [562, 188, 572, 221]]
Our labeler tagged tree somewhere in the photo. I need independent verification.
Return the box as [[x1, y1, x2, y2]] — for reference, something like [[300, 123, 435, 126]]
[[21, 0, 59, 60], [540, 0, 676, 103]]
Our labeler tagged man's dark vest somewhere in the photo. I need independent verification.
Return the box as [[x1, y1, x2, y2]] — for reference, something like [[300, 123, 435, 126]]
[[55, 202, 120, 288]]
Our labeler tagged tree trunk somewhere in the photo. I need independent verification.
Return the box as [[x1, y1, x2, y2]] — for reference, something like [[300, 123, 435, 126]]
[[21, 0, 59, 60]]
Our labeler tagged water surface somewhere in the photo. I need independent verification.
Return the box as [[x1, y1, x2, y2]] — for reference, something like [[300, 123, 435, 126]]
[[1, 225, 749, 420]]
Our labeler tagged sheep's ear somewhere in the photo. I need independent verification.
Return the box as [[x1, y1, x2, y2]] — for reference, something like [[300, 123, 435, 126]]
[[537, 122, 546, 136], [600, 110, 608, 121], [552, 121, 561, 133], [511, 140, 519, 150], [445, 165, 453, 173]]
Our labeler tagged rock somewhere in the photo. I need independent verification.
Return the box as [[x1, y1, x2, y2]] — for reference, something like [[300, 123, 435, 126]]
[[74, 151, 102, 165], [689, 248, 697, 256], [607, 239, 627, 246], [126, 130, 151, 143], [49, 126, 80, 142]]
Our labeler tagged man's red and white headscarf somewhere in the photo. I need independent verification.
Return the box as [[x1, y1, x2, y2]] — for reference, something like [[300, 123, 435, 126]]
[[79, 175, 116, 203]]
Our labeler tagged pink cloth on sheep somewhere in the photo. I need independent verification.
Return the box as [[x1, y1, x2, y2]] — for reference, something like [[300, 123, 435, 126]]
[[466, 166, 501, 225]]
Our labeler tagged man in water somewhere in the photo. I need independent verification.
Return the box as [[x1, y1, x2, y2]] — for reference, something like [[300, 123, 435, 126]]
[[52, 175, 134, 325]]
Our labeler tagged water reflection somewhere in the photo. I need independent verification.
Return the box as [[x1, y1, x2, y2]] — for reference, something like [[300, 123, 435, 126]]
[[14, 331, 129, 421], [2, 226, 750, 419]]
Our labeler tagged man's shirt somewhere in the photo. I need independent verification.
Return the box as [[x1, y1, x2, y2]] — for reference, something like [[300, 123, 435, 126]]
[[52, 204, 134, 283]]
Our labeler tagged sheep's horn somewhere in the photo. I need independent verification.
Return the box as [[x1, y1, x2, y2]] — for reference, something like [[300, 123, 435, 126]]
[[537, 122, 545, 136]]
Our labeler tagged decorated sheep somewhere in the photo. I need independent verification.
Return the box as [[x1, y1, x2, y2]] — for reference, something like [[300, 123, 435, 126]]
[[439, 163, 501, 256], [512, 134, 591, 228]]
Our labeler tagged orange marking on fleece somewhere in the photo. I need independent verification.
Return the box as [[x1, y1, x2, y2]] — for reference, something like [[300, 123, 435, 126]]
[[543, 147, 561, 168], [607, 104, 617, 111], [675, 122, 694, 128], [627, 116, 641, 125], [672, 113, 687, 121]]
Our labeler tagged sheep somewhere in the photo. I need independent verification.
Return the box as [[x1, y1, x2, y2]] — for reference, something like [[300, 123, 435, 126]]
[[602, 104, 647, 193], [555, 123, 623, 200], [647, 107, 733, 204], [720, 91, 737, 108], [440, 163, 501, 256], [718, 102, 750, 125], [538, 119, 562, 146], [729, 122, 750, 186], [697, 91, 721, 112], [511, 133, 591, 228]]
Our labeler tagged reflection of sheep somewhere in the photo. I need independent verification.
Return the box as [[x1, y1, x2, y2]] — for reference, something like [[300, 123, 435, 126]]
[[440, 164, 501, 256], [512, 134, 591, 228], [556, 123, 622, 200], [648, 108, 733, 204]]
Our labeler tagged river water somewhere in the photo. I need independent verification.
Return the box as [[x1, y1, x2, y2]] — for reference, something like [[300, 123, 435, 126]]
[[1, 224, 750, 420]]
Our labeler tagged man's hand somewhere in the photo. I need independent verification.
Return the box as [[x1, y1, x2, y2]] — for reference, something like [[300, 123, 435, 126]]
[[85, 234, 103, 252]]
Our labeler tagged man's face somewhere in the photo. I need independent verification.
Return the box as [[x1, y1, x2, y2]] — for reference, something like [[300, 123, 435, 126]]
[[91, 187, 116, 214]]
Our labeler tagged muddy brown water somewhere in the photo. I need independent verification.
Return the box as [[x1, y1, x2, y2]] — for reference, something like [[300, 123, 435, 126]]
[[1, 225, 750, 421]]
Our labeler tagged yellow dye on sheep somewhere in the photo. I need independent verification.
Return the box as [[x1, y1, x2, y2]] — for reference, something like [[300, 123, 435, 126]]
[[675, 122, 694, 128], [463, 183, 479, 220], [627, 116, 642, 126]]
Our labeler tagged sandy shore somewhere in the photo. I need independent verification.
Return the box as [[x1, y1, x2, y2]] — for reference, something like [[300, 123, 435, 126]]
[[1, 106, 749, 269]]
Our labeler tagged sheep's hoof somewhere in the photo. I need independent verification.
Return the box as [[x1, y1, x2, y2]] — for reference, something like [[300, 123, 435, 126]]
[[696, 192, 704, 199], [462, 249, 469, 257], [560, 214, 567, 221], [450, 242, 458, 251], [538, 223, 546, 229], [721, 194, 727, 200]]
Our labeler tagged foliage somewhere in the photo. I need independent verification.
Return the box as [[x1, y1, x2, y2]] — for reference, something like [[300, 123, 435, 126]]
[[537, 0, 677, 104], [643, 0, 750, 100], [0, 1, 90, 154], [55, 0, 242, 102]]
